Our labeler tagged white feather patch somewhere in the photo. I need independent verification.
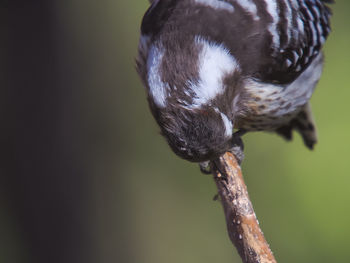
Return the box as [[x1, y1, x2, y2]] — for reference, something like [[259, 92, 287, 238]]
[[235, 0, 259, 21], [214, 108, 233, 137], [263, 0, 280, 48], [146, 44, 169, 108], [189, 37, 240, 107], [282, 0, 293, 42], [195, 0, 234, 12]]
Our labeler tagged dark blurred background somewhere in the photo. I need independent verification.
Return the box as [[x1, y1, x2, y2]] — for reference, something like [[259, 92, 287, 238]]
[[1, 1, 350, 263]]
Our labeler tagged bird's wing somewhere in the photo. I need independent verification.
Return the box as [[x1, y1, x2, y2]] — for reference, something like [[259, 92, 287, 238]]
[[138, 0, 332, 86], [198, 0, 333, 85], [140, 0, 178, 38], [248, 0, 333, 85], [136, 0, 179, 86]]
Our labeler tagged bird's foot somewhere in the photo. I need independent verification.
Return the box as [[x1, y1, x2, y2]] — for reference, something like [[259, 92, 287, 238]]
[[199, 161, 211, 174], [229, 130, 246, 165], [199, 130, 246, 173]]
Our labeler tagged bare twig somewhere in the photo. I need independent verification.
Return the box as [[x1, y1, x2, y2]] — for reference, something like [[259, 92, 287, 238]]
[[211, 152, 277, 263]]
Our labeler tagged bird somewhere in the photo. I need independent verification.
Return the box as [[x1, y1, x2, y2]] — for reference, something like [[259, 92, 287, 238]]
[[136, 0, 332, 167]]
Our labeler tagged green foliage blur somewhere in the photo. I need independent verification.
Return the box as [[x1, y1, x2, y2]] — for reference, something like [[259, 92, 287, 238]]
[[2, 1, 350, 263]]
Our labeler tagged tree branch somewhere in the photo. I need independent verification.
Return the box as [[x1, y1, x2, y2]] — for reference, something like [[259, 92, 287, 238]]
[[211, 152, 277, 263]]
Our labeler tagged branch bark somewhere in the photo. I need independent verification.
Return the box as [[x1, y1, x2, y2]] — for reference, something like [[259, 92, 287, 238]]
[[211, 152, 277, 263]]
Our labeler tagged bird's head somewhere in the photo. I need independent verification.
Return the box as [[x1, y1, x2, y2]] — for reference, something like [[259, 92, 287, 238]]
[[138, 8, 243, 162], [138, 35, 241, 162], [157, 106, 234, 162]]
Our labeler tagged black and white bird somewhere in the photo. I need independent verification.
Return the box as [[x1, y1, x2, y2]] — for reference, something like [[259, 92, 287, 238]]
[[137, 0, 332, 164]]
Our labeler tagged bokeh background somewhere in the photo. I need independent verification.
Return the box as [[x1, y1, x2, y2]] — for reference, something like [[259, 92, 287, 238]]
[[2, 1, 350, 262]]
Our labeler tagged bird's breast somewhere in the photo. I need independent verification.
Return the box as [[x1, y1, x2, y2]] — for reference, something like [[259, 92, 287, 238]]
[[236, 53, 324, 131]]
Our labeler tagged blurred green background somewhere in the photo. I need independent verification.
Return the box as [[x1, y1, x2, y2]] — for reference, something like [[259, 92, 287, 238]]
[[2, 1, 350, 263]]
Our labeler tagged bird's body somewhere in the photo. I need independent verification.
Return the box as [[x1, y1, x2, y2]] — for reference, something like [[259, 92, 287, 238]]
[[137, 0, 332, 162]]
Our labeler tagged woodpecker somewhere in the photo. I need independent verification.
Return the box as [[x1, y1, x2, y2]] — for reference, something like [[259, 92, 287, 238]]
[[137, 0, 332, 165]]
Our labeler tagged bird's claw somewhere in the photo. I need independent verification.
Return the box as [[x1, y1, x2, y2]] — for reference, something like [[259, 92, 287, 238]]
[[199, 161, 211, 174], [229, 130, 245, 165]]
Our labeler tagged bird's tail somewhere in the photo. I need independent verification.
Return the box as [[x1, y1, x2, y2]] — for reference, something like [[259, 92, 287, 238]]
[[275, 103, 317, 150]]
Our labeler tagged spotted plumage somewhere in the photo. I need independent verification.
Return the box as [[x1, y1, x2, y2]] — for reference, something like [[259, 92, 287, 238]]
[[137, 0, 332, 162]]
